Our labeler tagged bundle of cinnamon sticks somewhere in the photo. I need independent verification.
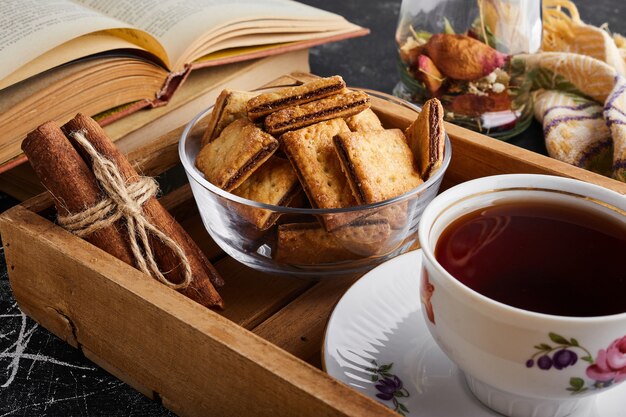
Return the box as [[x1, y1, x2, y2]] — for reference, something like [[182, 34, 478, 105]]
[[22, 113, 224, 309]]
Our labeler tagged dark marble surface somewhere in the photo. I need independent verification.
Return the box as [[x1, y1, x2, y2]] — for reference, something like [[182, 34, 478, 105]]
[[0, 0, 623, 416]]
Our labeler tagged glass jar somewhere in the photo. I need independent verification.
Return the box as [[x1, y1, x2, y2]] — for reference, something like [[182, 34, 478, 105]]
[[393, 0, 541, 140]]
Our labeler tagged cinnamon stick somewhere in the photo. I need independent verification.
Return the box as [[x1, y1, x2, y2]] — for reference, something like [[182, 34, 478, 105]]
[[62, 113, 224, 308], [22, 122, 135, 265]]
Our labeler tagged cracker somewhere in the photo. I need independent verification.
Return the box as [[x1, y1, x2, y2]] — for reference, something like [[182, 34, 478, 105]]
[[333, 218, 392, 256], [274, 220, 392, 264], [405, 98, 445, 179], [201, 89, 256, 147], [281, 119, 355, 209], [333, 129, 423, 204], [345, 108, 384, 132], [195, 118, 278, 192], [366, 203, 409, 230], [247, 75, 346, 121], [282, 119, 362, 230], [264, 91, 370, 135], [231, 157, 301, 230], [274, 223, 350, 264]]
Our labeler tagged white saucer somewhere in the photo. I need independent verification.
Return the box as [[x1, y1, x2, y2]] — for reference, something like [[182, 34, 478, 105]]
[[322, 250, 626, 417]]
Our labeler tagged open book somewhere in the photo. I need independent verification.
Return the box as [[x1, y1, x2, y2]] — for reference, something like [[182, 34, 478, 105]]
[[0, 0, 366, 170]]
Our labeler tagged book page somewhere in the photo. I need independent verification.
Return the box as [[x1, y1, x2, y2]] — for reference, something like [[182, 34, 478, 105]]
[[74, 0, 352, 70], [0, 33, 150, 90], [0, 0, 165, 83]]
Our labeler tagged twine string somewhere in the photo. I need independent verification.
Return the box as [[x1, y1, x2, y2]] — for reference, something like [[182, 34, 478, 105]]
[[57, 130, 192, 290]]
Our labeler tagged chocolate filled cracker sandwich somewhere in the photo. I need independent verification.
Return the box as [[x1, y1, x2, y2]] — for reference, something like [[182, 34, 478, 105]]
[[273, 218, 392, 264], [247, 75, 346, 121], [264, 90, 371, 136], [333, 128, 423, 205], [404, 98, 446, 179], [280, 118, 358, 230], [280, 119, 354, 208], [231, 156, 301, 230], [201, 89, 257, 147], [195, 118, 279, 192], [345, 108, 383, 132]]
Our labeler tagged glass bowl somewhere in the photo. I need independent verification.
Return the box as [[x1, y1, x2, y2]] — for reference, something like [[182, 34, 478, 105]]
[[178, 89, 451, 277]]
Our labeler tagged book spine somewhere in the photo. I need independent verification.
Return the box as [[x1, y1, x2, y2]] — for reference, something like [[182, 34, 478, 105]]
[[154, 66, 192, 105], [98, 66, 192, 127]]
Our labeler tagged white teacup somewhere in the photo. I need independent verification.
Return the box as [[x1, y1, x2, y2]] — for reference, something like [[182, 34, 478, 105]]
[[417, 174, 626, 417]]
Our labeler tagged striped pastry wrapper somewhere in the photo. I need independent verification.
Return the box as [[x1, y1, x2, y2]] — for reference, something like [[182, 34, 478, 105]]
[[522, 52, 617, 103], [533, 89, 612, 174], [615, 34, 626, 63], [542, 13, 626, 76], [519, 0, 626, 181], [519, 52, 626, 182], [606, 76, 626, 182]]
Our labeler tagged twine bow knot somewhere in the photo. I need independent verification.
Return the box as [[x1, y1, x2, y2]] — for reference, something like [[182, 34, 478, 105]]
[[57, 130, 192, 290]]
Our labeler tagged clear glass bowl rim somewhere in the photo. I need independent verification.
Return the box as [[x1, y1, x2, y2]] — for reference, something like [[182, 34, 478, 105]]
[[178, 87, 452, 215]]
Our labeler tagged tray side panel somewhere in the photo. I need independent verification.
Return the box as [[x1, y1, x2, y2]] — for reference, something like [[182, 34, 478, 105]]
[[444, 124, 626, 194], [0, 205, 396, 417]]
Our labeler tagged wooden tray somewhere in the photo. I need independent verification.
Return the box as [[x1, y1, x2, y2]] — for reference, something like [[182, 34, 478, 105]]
[[1, 73, 624, 417]]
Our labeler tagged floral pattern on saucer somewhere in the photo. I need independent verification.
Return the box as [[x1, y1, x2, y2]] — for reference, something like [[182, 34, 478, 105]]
[[365, 360, 410, 415], [526, 332, 626, 394]]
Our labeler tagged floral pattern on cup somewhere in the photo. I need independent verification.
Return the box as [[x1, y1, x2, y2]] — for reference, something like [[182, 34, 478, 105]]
[[585, 335, 626, 385], [420, 266, 435, 324], [365, 360, 410, 416], [526, 332, 626, 394]]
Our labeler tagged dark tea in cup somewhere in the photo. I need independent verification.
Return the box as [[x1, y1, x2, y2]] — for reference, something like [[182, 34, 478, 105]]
[[434, 199, 626, 317], [418, 175, 626, 417]]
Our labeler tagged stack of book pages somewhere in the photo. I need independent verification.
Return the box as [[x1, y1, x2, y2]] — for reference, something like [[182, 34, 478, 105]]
[[0, 0, 366, 174]]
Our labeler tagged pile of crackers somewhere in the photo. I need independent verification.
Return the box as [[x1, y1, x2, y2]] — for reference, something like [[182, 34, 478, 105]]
[[195, 76, 445, 264]]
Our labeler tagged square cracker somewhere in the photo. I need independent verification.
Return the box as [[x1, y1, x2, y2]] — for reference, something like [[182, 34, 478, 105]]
[[365, 203, 409, 231], [281, 118, 355, 209], [274, 223, 353, 264], [333, 129, 423, 204], [332, 218, 393, 257], [273, 219, 391, 264], [201, 89, 257, 147], [201, 89, 255, 146], [345, 108, 384, 132], [281, 118, 359, 230], [231, 156, 301, 230], [195, 118, 278, 192]]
